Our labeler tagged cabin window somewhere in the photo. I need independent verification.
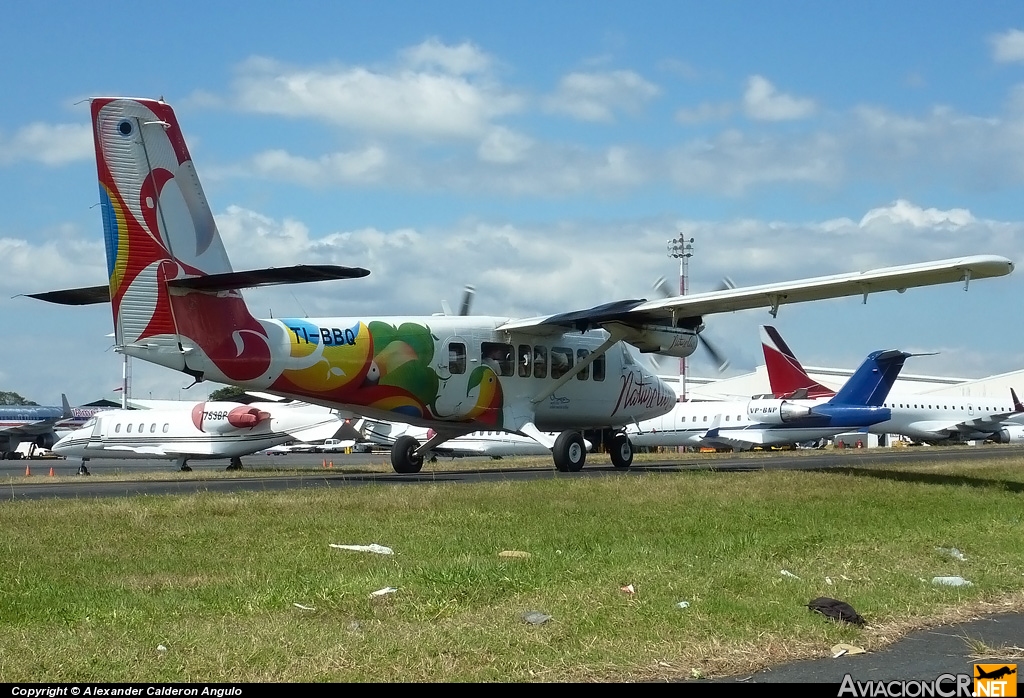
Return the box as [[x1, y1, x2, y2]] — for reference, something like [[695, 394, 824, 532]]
[[138, 423, 144, 433], [518, 345, 532, 378], [163, 423, 169, 433], [448, 342, 467, 375], [481, 342, 514, 376], [576, 349, 590, 380], [551, 347, 573, 379], [703, 416, 707, 422], [725, 415, 730, 422], [115, 423, 121, 433], [150, 423, 156, 433], [126, 423, 132, 433], [593, 353, 605, 381], [533, 346, 547, 379]]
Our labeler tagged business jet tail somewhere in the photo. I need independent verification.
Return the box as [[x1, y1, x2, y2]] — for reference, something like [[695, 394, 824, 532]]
[[760, 325, 836, 398]]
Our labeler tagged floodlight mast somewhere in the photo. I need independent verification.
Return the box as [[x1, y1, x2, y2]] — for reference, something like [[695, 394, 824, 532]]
[[667, 233, 694, 401]]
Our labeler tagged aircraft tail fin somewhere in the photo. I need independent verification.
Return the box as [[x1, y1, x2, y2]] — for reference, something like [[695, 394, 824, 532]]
[[1012, 388, 1024, 414], [760, 325, 836, 398], [86, 98, 368, 386], [828, 350, 911, 407]]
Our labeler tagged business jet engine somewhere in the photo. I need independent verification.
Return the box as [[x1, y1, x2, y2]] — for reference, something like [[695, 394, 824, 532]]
[[191, 402, 272, 433], [990, 425, 1024, 444], [745, 398, 814, 424]]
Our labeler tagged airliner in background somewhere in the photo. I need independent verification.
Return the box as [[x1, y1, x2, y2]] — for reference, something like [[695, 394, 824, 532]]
[[627, 347, 911, 452], [0, 395, 74, 459], [760, 325, 1024, 444]]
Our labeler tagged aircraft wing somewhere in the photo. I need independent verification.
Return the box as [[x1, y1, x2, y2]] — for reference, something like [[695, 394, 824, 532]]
[[497, 255, 1013, 333]]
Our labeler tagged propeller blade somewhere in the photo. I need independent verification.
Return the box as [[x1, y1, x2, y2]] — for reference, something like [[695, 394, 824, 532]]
[[459, 285, 476, 316], [652, 276, 674, 299], [699, 334, 731, 373]]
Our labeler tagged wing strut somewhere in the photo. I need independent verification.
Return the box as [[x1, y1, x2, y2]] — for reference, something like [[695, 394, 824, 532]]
[[529, 327, 627, 405]]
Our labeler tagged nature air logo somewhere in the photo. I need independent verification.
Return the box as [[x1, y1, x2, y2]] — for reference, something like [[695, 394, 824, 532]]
[[974, 664, 1017, 697]]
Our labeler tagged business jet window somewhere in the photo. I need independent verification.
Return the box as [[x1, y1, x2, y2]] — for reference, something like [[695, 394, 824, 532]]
[[163, 423, 169, 433], [550, 347, 573, 379], [115, 423, 121, 433], [518, 344, 532, 378], [593, 353, 605, 381], [533, 346, 548, 379], [150, 423, 156, 433], [576, 349, 590, 380], [481, 342, 514, 376], [127, 423, 133, 433], [448, 342, 467, 375]]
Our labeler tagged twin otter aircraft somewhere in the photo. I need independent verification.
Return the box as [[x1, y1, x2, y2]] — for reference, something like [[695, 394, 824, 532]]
[[31, 97, 1014, 473]]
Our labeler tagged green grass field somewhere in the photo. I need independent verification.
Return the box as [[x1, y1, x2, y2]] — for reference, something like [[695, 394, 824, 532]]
[[1, 455, 1022, 682]]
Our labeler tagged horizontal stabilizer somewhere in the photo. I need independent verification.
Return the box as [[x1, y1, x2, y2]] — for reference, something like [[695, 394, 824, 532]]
[[26, 265, 370, 306]]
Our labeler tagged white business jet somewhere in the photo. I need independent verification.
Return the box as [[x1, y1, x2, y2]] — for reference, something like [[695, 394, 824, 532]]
[[53, 400, 343, 471], [760, 325, 1024, 444], [28, 97, 1014, 473]]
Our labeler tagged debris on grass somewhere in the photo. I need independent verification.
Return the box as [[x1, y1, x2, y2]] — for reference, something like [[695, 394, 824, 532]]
[[807, 597, 866, 627], [780, 569, 801, 580], [330, 543, 394, 555], [522, 611, 552, 625], [936, 547, 967, 561], [620, 583, 635, 594], [157, 644, 167, 652], [676, 600, 690, 609], [498, 550, 531, 559], [293, 603, 315, 611], [825, 576, 834, 585], [832, 643, 867, 658], [932, 576, 972, 587], [370, 586, 398, 597]]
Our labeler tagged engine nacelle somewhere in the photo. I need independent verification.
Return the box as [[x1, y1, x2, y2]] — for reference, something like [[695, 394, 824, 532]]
[[191, 402, 271, 433], [33, 433, 57, 449], [746, 399, 813, 424], [613, 323, 699, 358], [990, 425, 1024, 444]]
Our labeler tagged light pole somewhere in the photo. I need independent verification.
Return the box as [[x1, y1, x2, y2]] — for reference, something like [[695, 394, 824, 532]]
[[667, 234, 694, 400]]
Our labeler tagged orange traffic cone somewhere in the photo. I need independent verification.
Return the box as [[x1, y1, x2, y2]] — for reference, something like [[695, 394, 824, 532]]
[[329, 461, 334, 469], [322, 459, 327, 468], [24, 465, 31, 476], [49, 467, 55, 477]]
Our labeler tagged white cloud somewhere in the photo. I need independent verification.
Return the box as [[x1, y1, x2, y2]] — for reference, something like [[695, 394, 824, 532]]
[[859, 199, 974, 228], [0, 122, 93, 166], [400, 38, 493, 75], [742, 75, 816, 121], [667, 130, 842, 195], [544, 70, 660, 122], [231, 50, 523, 140], [247, 146, 389, 185], [675, 102, 733, 124], [990, 29, 1024, 63], [477, 126, 534, 164]]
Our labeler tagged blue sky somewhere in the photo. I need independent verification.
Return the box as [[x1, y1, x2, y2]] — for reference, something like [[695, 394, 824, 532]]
[[1, 2, 1023, 405]]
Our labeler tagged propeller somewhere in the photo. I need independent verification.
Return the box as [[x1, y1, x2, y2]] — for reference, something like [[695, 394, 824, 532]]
[[440, 285, 477, 316], [650, 276, 733, 373]]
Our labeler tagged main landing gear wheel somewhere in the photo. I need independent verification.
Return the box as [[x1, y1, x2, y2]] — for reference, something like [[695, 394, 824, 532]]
[[609, 433, 634, 470], [391, 435, 424, 474], [553, 431, 586, 473], [226, 457, 243, 471]]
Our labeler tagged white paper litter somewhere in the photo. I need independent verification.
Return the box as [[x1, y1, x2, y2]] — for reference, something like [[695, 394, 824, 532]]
[[293, 603, 315, 610], [330, 543, 394, 555], [370, 586, 398, 597], [780, 569, 801, 580]]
